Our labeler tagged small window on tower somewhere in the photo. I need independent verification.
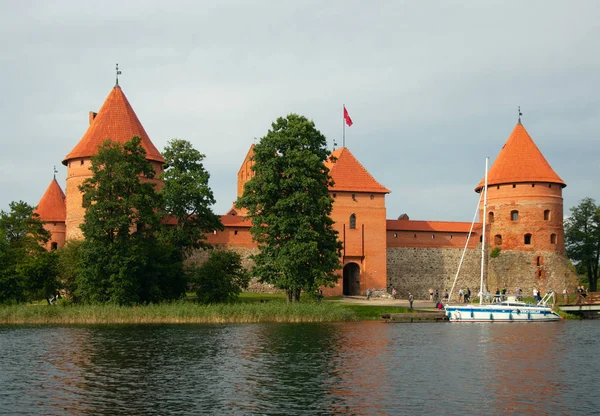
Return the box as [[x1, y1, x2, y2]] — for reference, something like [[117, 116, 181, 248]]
[[50, 242, 58, 251], [349, 214, 356, 229], [511, 210, 519, 221], [524, 234, 532, 245], [234, 230, 238, 235], [80, 160, 84, 166], [488, 212, 495, 223], [550, 233, 557, 244], [393, 233, 397, 238], [544, 210, 550, 221], [512, 184, 516, 188], [494, 234, 502, 246]]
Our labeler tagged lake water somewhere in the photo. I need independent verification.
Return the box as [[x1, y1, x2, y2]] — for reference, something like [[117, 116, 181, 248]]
[[0, 321, 598, 415]]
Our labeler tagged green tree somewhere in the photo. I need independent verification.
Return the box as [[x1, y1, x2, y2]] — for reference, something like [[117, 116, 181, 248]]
[[160, 139, 223, 256], [236, 114, 342, 302], [77, 137, 170, 304], [0, 201, 53, 303], [565, 197, 600, 291], [191, 250, 249, 303]]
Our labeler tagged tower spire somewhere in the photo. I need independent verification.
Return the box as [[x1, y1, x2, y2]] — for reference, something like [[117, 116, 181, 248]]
[[53, 165, 58, 179], [518, 106, 522, 124], [115, 63, 122, 87]]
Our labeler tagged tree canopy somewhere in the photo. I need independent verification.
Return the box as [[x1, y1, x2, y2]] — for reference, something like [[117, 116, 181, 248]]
[[565, 197, 600, 291], [160, 139, 223, 256], [236, 114, 342, 302], [0, 201, 57, 303]]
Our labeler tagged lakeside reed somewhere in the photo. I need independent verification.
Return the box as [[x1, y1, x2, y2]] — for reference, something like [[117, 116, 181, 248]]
[[0, 301, 368, 325]]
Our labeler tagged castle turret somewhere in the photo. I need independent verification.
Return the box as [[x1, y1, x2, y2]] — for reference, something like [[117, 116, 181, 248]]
[[476, 121, 566, 253], [62, 85, 165, 240], [325, 147, 390, 296], [34, 178, 66, 250]]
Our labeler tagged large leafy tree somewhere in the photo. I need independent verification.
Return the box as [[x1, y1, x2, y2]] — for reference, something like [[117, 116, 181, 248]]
[[77, 137, 168, 304], [160, 139, 223, 256], [565, 197, 600, 291], [236, 114, 342, 302], [0, 201, 55, 303]]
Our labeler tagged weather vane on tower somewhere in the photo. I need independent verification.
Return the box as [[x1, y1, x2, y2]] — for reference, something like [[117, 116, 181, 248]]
[[53, 165, 58, 180], [116, 63, 122, 86], [518, 106, 522, 124]]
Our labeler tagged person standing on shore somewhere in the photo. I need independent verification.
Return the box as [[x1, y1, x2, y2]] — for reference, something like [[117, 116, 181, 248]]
[[408, 292, 414, 309]]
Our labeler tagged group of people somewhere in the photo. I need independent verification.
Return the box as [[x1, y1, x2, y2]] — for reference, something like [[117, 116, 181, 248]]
[[457, 287, 471, 303]]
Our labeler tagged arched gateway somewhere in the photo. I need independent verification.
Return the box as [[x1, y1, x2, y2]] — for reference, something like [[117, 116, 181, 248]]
[[343, 262, 361, 296]]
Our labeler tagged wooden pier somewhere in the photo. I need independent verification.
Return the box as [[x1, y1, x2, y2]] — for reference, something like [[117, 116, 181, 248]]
[[381, 311, 448, 323], [560, 292, 600, 319]]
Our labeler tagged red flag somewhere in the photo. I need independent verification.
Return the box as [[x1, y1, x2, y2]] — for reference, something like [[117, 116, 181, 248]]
[[343, 106, 353, 127]]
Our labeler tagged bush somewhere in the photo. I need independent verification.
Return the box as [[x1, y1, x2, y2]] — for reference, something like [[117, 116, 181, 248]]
[[490, 247, 501, 258], [191, 250, 250, 303]]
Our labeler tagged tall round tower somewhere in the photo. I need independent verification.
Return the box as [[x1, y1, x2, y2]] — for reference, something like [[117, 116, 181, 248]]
[[476, 121, 566, 253], [61, 84, 165, 241]]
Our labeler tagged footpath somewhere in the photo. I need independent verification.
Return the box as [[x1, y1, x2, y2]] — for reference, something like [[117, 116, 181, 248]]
[[332, 296, 436, 309]]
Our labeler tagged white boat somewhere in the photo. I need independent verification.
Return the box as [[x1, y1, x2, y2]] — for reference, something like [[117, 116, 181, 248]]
[[444, 158, 561, 323]]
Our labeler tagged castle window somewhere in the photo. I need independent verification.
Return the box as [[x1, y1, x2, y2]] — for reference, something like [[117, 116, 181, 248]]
[[550, 233, 557, 244], [524, 233, 532, 245], [494, 234, 502, 246], [544, 210, 550, 221], [497, 185, 500, 190], [349, 214, 356, 229], [432, 234, 435, 239], [370, 194, 374, 200], [393, 233, 397, 238], [234, 230, 238, 235], [511, 210, 519, 221], [352, 193, 356, 201], [80, 160, 84, 166], [532, 184, 535, 187], [548, 184, 552, 188], [450, 235, 453, 239], [333, 193, 336, 198], [50, 242, 58, 251], [488, 212, 495, 223], [213, 230, 217, 234], [413, 234, 417, 238], [512, 184, 516, 188], [480, 235, 483, 243], [536, 255, 543, 266]]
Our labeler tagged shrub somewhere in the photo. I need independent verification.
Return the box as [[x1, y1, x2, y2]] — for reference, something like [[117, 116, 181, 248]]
[[191, 250, 250, 303], [490, 247, 501, 258]]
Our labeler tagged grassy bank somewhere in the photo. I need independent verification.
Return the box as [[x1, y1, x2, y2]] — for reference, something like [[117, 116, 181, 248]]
[[0, 299, 413, 325]]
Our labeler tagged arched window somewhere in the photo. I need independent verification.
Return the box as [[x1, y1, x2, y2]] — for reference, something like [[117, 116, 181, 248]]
[[494, 234, 502, 246], [349, 214, 356, 229], [488, 212, 495, 223], [544, 210, 550, 221], [50, 242, 58, 251], [511, 210, 519, 221], [550, 233, 557, 244], [524, 233, 532, 245]]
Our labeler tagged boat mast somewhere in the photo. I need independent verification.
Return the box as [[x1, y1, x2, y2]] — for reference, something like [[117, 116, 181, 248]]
[[479, 157, 489, 304]]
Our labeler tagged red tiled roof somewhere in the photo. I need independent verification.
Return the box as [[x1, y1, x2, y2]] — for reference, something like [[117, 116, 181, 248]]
[[220, 215, 252, 227], [386, 219, 480, 233], [34, 179, 66, 222], [62, 86, 164, 165], [325, 147, 390, 193], [475, 123, 565, 191]]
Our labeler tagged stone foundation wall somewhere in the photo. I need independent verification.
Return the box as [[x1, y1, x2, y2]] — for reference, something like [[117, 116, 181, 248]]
[[187, 245, 281, 293], [387, 246, 578, 301]]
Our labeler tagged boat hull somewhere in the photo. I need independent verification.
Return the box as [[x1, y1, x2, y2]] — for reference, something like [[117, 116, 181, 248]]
[[444, 304, 561, 322]]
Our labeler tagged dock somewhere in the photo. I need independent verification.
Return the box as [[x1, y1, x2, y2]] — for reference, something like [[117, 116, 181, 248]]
[[381, 311, 448, 323], [560, 292, 600, 319]]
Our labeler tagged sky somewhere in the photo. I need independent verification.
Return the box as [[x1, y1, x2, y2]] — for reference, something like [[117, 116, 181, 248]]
[[1, 0, 598, 222]]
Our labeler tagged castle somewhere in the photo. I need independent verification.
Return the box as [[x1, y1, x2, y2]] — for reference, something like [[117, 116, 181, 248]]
[[34, 83, 578, 298]]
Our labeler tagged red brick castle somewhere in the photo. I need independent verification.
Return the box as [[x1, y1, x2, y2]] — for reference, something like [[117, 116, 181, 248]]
[[35, 83, 577, 298]]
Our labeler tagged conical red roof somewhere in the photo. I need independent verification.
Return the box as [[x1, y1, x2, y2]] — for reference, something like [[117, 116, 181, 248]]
[[62, 86, 164, 165], [475, 123, 565, 191], [34, 178, 66, 222], [325, 147, 390, 193]]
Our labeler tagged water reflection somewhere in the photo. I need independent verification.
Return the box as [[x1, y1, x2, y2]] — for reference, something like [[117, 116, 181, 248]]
[[0, 322, 598, 415]]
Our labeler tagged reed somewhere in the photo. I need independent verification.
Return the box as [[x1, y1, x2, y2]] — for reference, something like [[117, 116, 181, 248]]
[[0, 301, 365, 325]]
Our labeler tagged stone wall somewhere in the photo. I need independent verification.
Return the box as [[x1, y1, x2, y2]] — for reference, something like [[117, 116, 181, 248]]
[[387, 246, 578, 301]]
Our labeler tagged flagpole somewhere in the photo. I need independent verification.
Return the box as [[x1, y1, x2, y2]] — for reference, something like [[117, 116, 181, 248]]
[[343, 104, 345, 148]]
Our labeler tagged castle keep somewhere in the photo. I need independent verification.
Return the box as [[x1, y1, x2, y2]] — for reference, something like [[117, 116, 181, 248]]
[[35, 83, 578, 298]]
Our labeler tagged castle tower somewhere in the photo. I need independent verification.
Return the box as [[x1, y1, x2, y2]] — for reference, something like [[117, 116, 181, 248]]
[[476, 121, 566, 253], [325, 147, 390, 296], [34, 178, 67, 250], [61, 85, 165, 240]]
